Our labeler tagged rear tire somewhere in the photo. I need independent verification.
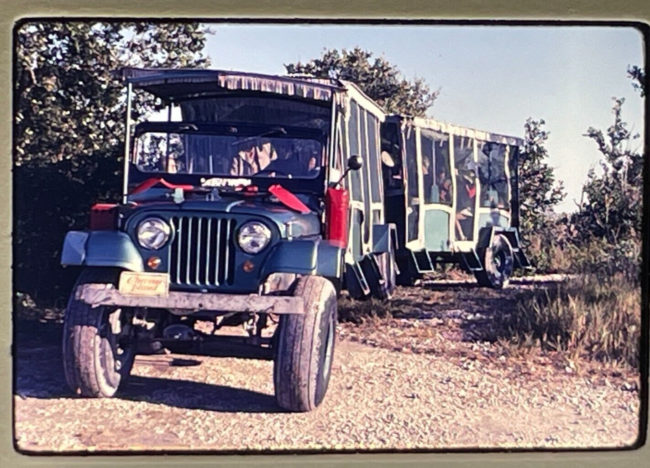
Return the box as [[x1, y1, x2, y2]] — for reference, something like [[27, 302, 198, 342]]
[[474, 234, 514, 289], [62, 268, 136, 397], [375, 248, 397, 301], [273, 276, 337, 412]]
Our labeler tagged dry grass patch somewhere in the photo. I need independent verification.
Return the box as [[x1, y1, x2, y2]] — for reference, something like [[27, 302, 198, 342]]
[[494, 274, 640, 368]]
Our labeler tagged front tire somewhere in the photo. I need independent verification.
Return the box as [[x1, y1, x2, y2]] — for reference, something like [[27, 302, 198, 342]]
[[273, 276, 337, 412], [62, 268, 136, 397]]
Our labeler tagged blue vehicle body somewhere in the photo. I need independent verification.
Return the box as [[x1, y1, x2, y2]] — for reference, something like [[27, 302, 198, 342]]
[[62, 67, 397, 310]]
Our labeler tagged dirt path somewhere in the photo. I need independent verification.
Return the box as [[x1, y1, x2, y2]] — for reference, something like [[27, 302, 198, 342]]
[[13, 279, 641, 453]]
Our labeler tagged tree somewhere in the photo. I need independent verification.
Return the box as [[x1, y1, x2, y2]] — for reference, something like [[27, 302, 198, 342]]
[[14, 21, 209, 303], [570, 96, 642, 279], [517, 119, 566, 272], [519, 118, 566, 234], [627, 65, 646, 97], [576, 97, 642, 243], [285, 47, 438, 116]]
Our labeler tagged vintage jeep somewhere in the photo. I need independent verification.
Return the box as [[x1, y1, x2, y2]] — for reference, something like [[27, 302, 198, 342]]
[[60, 68, 395, 411]]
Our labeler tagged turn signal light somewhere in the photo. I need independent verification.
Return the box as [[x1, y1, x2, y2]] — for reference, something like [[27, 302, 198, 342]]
[[147, 256, 162, 270], [242, 260, 255, 273]]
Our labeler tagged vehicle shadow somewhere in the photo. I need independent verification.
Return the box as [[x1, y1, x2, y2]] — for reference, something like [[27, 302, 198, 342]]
[[420, 280, 482, 291], [119, 375, 281, 413], [14, 320, 282, 413]]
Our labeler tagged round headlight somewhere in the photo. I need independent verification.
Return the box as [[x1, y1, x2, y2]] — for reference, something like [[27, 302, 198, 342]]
[[137, 218, 171, 250], [237, 221, 271, 254]]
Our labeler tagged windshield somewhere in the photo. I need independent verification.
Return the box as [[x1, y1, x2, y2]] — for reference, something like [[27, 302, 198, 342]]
[[134, 128, 324, 179]]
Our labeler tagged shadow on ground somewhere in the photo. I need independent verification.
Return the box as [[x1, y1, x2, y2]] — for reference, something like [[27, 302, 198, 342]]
[[14, 318, 282, 413], [120, 375, 281, 413], [338, 278, 570, 351]]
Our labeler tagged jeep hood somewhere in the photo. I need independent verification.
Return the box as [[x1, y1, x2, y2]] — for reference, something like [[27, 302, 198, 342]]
[[124, 197, 321, 239]]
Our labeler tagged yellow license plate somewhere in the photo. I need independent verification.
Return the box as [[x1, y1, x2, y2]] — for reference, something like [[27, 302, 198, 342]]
[[118, 272, 170, 297]]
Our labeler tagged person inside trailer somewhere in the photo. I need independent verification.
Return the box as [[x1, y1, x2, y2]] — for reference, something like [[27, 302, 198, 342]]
[[437, 167, 452, 204]]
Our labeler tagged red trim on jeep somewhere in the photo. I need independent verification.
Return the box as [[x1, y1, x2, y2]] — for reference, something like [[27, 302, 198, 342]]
[[325, 187, 349, 248], [90, 203, 118, 230], [131, 177, 194, 194], [268, 184, 311, 214]]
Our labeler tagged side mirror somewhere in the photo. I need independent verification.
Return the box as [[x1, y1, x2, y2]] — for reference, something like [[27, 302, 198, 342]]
[[332, 155, 363, 188], [347, 155, 363, 171]]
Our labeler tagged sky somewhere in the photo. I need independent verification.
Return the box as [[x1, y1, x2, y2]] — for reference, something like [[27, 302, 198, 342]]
[[203, 24, 645, 213]]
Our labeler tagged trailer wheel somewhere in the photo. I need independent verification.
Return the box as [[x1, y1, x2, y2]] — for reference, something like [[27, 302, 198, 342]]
[[475, 234, 514, 289], [273, 276, 337, 412], [375, 248, 397, 300], [62, 268, 136, 397]]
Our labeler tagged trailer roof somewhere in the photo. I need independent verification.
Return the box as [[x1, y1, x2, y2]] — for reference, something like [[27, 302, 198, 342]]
[[118, 67, 344, 103], [388, 114, 523, 146]]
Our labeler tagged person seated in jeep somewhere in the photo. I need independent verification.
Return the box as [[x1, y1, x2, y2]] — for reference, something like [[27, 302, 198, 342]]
[[229, 138, 277, 176]]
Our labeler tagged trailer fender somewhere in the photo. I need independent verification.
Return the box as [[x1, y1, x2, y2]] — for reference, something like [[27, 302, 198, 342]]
[[476, 226, 530, 268], [261, 239, 344, 280], [476, 226, 520, 249], [61, 230, 144, 272], [498, 228, 523, 250]]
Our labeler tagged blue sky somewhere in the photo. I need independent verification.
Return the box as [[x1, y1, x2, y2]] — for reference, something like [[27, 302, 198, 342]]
[[203, 24, 645, 213]]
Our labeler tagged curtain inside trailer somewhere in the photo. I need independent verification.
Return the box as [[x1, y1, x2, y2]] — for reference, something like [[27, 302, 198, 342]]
[[453, 135, 476, 241], [477, 142, 510, 210]]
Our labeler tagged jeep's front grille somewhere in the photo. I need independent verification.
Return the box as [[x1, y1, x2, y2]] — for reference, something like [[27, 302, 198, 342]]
[[169, 216, 236, 287]]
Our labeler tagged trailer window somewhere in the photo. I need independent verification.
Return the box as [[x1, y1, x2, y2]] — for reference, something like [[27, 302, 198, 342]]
[[366, 113, 382, 203], [478, 142, 509, 209], [421, 129, 452, 206], [380, 121, 403, 192], [347, 101, 362, 201], [454, 135, 476, 240], [405, 126, 419, 242], [405, 127, 419, 199]]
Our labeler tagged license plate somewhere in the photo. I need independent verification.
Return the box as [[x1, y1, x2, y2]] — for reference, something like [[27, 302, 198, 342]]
[[118, 272, 170, 297]]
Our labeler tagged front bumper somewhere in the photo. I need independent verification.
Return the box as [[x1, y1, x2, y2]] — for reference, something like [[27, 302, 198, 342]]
[[75, 283, 304, 315]]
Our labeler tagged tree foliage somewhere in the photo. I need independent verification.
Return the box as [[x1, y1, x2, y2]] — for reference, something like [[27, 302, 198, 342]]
[[517, 119, 566, 272], [519, 118, 566, 234], [14, 21, 209, 303], [570, 97, 643, 279], [627, 65, 646, 97], [285, 47, 438, 116], [576, 97, 642, 243]]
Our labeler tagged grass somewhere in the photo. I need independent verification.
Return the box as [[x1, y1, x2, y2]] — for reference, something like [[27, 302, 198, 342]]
[[494, 274, 641, 368]]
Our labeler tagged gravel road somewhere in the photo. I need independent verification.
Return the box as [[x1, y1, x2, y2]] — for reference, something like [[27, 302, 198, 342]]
[[13, 278, 642, 453]]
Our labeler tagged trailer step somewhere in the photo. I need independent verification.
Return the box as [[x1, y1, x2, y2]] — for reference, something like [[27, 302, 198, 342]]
[[460, 250, 484, 272], [412, 250, 434, 272]]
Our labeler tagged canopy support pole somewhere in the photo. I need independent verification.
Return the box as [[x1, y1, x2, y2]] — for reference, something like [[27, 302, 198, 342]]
[[122, 82, 133, 204]]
